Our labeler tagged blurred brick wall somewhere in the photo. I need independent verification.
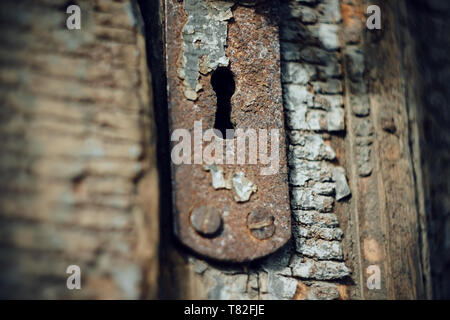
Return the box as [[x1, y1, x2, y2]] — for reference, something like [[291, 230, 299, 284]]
[[0, 0, 159, 299]]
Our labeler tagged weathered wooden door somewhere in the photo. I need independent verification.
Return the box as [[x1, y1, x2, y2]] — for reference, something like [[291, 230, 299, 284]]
[[2, 0, 449, 300]]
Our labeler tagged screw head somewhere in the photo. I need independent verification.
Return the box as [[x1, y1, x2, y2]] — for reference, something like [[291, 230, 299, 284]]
[[190, 205, 222, 236], [247, 208, 275, 240]]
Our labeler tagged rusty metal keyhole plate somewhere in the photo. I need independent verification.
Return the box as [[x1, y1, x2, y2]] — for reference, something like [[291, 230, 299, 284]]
[[164, 0, 290, 262]]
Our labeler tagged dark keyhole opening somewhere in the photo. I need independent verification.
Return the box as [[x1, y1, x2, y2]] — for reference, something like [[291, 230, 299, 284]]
[[211, 67, 235, 138]]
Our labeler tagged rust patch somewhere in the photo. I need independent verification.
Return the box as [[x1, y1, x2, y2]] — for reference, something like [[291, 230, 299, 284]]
[[293, 281, 308, 300], [165, 0, 290, 262], [363, 238, 382, 263], [341, 2, 364, 27], [338, 284, 349, 300]]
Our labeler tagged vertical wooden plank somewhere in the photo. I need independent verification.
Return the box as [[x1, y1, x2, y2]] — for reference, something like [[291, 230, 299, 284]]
[[0, 0, 160, 299], [341, 0, 430, 299]]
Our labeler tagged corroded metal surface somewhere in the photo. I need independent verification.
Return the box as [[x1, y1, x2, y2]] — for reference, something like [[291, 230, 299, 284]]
[[165, 0, 290, 262]]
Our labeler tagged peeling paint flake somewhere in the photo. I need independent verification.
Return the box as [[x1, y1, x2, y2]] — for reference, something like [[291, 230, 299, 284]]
[[231, 171, 257, 202], [203, 165, 257, 202], [203, 163, 229, 189], [180, 0, 234, 100]]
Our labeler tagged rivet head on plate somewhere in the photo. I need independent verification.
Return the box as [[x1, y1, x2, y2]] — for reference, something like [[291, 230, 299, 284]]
[[190, 205, 222, 236], [247, 208, 275, 240]]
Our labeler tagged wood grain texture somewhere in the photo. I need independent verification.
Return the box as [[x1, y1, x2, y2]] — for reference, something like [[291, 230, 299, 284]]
[[341, 0, 430, 299], [0, 0, 160, 299]]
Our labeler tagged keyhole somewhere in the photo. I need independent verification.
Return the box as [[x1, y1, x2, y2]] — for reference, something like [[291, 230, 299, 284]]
[[211, 67, 235, 138]]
